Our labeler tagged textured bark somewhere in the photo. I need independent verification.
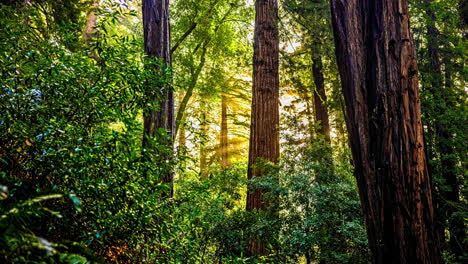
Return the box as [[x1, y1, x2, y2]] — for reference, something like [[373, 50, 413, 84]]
[[220, 93, 230, 168], [246, 0, 279, 255], [330, 0, 442, 263], [311, 46, 331, 143], [142, 0, 174, 195]]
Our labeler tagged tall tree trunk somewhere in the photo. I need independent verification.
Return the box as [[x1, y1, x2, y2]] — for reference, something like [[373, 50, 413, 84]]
[[220, 92, 230, 168], [178, 92, 187, 150], [175, 38, 210, 135], [311, 44, 331, 143], [199, 99, 208, 179], [246, 0, 279, 255], [441, 54, 466, 263], [424, 4, 446, 250], [282, 52, 315, 140], [177, 91, 187, 171], [330, 0, 442, 263], [142, 0, 174, 196], [424, 3, 466, 259]]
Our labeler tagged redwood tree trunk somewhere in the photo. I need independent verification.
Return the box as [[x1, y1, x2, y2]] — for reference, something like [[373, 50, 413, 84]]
[[330, 0, 441, 263], [142, 0, 174, 195], [311, 45, 331, 143], [246, 0, 279, 255]]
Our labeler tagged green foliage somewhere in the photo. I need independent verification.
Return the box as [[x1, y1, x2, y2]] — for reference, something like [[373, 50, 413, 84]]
[[410, 0, 467, 262], [4, 0, 462, 263], [279, 140, 370, 263], [0, 187, 98, 263], [0, 4, 177, 263]]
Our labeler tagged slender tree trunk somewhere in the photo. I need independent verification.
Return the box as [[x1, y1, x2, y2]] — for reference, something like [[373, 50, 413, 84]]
[[220, 92, 230, 168], [330, 0, 442, 263], [310, 48, 335, 260], [440, 55, 465, 261], [246, 0, 279, 255], [175, 6, 235, 134], [177, 122, 186, 171], [424, 3, 466, 259], [199, 99, 208, 179], [178, 92, 187, 150], [441, 26, 467, 264], [305, 252, 312, 264], [142, 0, 174, 196], [423, 4, 446, 250], [311, 45, 331, 143], [282, 52, 315, 140], [177, 91, 187, 172], [170, 0, 221, 54]]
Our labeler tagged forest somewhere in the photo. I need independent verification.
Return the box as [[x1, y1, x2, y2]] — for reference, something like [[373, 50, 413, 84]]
[[0, 0, 466, 263]]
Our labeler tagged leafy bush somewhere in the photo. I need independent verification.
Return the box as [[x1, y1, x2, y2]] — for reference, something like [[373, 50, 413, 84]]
[[0, 185, 98, 263], [279, 138, 370, 263], [0, 5, 176, 263]]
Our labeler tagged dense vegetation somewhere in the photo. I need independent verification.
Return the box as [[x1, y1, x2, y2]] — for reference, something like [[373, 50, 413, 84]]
[[0, 0, 465, 263]]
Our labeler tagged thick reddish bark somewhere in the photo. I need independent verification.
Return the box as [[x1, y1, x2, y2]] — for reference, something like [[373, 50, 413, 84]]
[[142, 0, 174, 195], [330, 0, 442, 263], [247, 0, 279, 211], [246, 0, 279, 255]]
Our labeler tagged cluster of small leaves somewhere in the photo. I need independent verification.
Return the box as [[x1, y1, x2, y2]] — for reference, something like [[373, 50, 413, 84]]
[[0, 187, 96, 263], [277, 102, 370, 263], [279, 140, 370, 263], [0, 4, 178, 263]]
